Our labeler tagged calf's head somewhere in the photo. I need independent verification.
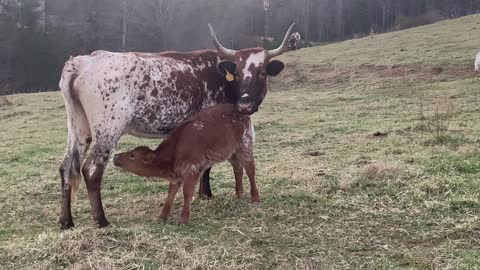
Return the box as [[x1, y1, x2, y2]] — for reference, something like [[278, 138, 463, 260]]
[[209, 23, 295, 114], [113, 146, 160, 177]]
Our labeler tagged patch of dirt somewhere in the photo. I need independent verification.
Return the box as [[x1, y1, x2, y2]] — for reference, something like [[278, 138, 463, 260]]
[[0, 111, 32, 120], [277, 61, 475, 90], [303, 150, 325, 157], [368, 131, 388, 138]]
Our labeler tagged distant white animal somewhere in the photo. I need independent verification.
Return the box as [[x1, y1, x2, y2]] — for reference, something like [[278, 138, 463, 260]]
[[475, 52, 480, 73], [288, 32, 301, 51]]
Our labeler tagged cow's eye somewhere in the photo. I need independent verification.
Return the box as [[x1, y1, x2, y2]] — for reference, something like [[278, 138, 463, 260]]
[[128, 154, 135, 160], [259, 71, 267, 78]]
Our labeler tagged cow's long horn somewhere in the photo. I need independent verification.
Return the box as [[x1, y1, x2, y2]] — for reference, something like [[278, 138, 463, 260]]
[[208, 23, 237, 57], [267, 23, 296, 58]]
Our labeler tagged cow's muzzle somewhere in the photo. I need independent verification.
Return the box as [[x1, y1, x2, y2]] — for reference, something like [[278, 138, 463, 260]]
[[236, 102, 257, 115]]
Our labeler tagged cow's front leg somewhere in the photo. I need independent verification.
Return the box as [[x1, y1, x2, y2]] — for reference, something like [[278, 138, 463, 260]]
[[198, 167, 213, 199]]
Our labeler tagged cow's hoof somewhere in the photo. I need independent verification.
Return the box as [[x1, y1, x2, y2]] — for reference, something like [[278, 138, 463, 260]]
[[199, 193, 213, 200], [59, 220, 75, 230], [97, 218, 111, 228]]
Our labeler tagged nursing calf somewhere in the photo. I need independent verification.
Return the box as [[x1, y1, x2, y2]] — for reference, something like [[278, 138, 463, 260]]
[[112, 104, 258, 224]]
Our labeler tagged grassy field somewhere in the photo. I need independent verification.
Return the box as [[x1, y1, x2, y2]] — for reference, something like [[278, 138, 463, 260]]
[[1, 15, 480, 269]]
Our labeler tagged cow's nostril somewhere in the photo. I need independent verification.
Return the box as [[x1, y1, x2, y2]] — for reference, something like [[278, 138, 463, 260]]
[[237, 103, 256, 115], [237, 103, 252, 111]]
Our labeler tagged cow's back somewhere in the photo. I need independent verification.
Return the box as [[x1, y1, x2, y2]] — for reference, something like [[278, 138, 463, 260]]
[[64, 50, 227, 139]]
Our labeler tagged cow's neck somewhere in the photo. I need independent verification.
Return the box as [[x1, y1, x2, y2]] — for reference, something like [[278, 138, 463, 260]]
[[190, 51, 237, 107]]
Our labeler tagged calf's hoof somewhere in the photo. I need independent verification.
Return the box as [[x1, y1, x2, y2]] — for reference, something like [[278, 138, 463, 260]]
[[179, 217, 190, 225]]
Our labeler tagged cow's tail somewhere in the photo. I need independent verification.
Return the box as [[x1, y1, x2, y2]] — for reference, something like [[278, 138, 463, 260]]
[[59, 57, 84, 203]]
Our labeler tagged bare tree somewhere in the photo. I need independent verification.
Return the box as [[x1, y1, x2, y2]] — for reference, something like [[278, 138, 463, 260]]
[[129, 0, 184, 51]]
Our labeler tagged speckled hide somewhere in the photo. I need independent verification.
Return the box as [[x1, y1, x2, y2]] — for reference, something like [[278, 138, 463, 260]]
[[63, 50, 233, 140]]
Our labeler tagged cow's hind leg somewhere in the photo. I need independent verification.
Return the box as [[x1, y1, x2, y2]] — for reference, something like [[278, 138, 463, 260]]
[[198, 167, 213, 199], [81, 134, 120, 228], [59, 163, 76, 229], [58, 112, 91, 229]]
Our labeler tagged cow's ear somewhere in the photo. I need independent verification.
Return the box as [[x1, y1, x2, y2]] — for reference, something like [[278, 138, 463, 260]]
[[266, 60, 284, 76], [217, 60, 237, 80]]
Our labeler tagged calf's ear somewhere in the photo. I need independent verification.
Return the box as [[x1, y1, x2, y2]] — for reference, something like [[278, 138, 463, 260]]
[[217, 60, 237, 80], [266, 60, 284, 76], [143, 153, 156, 165]]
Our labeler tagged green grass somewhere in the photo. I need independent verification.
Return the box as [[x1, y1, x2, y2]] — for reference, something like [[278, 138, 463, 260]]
[[1, 15, 480, 269]]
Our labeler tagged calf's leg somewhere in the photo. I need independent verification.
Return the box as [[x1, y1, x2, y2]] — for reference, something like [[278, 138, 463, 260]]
[[244, 159, 259, 203], [160, 182, 181, 220], [229, 156, 244, 198], [180, 174, 201, 224]]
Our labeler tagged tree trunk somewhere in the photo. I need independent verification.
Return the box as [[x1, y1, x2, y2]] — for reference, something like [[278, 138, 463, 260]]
[[381, 0, 387, 31], [304, 0, 309, 47], [336, 0, 344, 39], [121, 0, 127, 51]]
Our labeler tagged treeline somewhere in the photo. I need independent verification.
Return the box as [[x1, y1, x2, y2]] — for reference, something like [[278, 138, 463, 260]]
[[1, 0, 479, 93]]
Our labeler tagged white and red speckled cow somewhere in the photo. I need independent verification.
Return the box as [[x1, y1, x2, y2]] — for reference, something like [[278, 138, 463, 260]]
[[288, 32, 301, 51], [58, 23, 295, 229]]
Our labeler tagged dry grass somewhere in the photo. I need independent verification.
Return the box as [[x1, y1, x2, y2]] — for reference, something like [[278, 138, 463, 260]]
[[1, 15, 480, 269]]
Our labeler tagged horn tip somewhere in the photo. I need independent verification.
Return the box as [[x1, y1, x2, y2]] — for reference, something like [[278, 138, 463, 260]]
[[208, 24, 216, 35]]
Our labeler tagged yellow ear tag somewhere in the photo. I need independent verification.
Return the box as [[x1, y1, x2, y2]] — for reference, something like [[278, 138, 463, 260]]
[[225, 71, 234, 82]]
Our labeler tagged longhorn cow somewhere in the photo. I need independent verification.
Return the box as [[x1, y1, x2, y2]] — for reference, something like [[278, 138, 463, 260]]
[[58, 23, 294, 229]]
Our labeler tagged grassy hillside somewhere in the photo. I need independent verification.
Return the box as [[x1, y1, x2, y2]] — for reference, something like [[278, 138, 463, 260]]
[[1, 15, 480, 269], [282, 14, 480, 67]]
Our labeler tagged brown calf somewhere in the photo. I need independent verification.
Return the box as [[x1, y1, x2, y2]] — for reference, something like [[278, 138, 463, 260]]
[[112, 104, 258, 224]]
